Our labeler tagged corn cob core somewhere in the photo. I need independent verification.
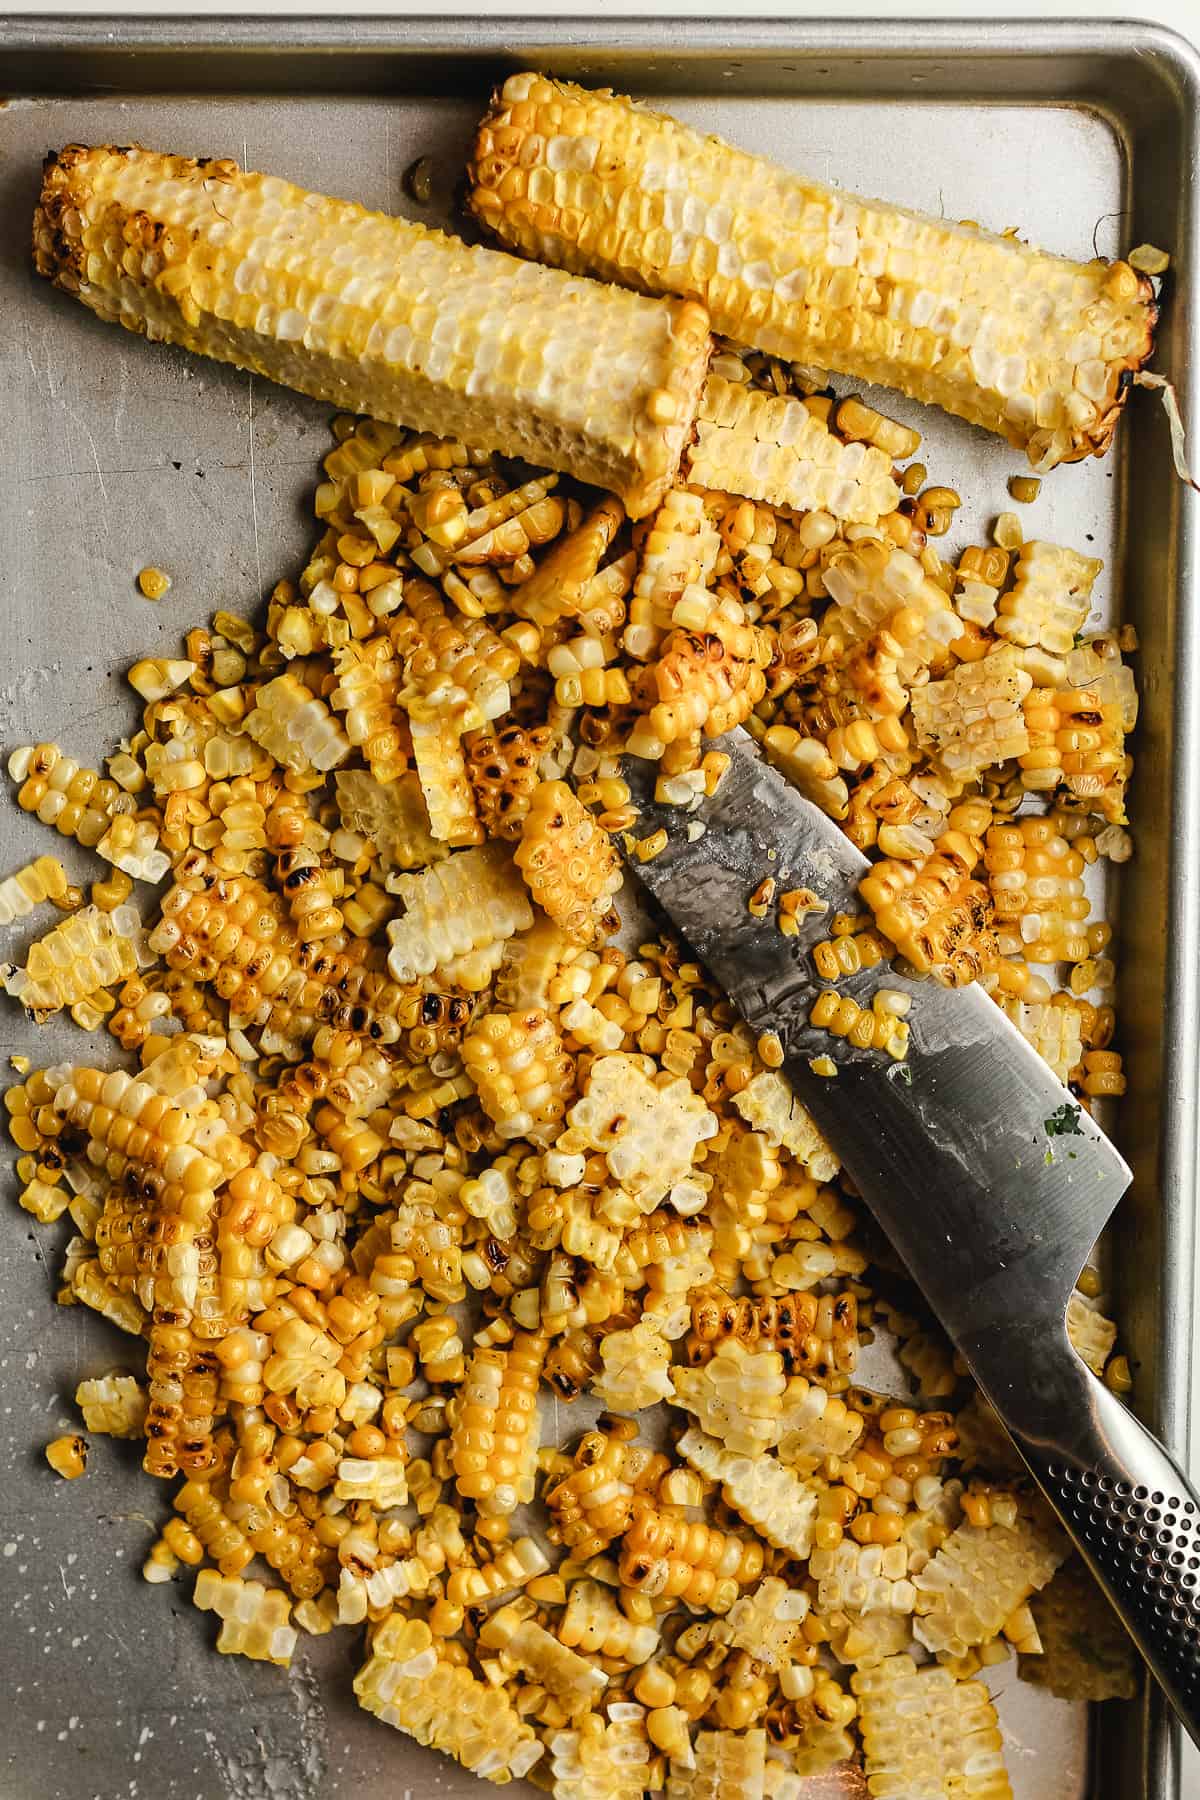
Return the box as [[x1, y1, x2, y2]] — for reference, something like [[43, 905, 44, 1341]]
[[34, 143, 712, 519], [470, 73, 1157, 467]]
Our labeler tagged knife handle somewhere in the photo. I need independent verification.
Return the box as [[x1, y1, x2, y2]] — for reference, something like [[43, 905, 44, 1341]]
[[1006, 1353, 1200, 1744]]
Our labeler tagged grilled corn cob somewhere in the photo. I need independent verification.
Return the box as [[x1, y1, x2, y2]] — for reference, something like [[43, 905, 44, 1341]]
[[471, 73, 1156, 467], [35, 144, 711, 519]]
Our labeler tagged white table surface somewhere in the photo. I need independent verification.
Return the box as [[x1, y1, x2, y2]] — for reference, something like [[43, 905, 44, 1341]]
[[6, 0, 1199, 1788]]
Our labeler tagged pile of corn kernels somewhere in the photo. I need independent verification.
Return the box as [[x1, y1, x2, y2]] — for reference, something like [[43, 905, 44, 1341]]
[[4, 352, 1139, 1797]]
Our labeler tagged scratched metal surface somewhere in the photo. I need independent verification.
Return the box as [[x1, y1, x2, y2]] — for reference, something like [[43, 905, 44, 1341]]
[[0, 20, 1198, 1800]]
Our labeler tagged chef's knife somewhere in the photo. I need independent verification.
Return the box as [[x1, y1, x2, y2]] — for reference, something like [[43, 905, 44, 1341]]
[[621, 727, 1200, 1740]]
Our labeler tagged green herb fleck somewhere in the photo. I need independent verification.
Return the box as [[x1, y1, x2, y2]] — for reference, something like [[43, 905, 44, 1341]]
[[1044, 1102, 1083, 1139]]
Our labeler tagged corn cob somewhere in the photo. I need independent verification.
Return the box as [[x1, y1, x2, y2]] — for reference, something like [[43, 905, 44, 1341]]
[[619, 1503, 763, 1610], [479, 1600, 608, 1715], [912, 1513, 1069, 1657], [910, 645, 1033, 781], [75, 1372, 148, 1438], [564, 1051, 717, 1209], [684, 377, 899, 523], [36, 144, 711, 520], [193, 1568, 297, 1666], [665, 1728, 767, 1800], [676, 1428, 819, 1559], [334, 768, 445, 870], [515, 780, 624, 946], [386, 844, 533, 990], [1020, 1557, 1138, 1703], [984, 819, 1092, 964], [852, 1656, 1013, 1799], [449, 1331, 546, 1518], [354, 1615, 543, 1783], [471, 73, 1156, 468], [0, 854, 71, 925], [860, 831, 997, 986], [8, 742, 135, 849], [995, 540, 1102, 657]]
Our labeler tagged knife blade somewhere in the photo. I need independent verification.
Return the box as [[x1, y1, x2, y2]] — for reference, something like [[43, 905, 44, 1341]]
[[619, 728, 1131, 1370]]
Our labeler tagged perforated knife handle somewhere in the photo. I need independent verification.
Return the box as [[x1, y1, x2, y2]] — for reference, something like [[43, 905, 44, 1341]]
[[1002, 1344, 1200, 1744]]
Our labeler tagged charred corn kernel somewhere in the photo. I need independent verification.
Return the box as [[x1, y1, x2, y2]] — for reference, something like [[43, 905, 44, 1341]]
[[91, 868, 134, 912], [516, 780, 623, 947], [45, 1433, 88, 1479], [472, 74, 1154, 466], [37, 145, 709, 519], [137, 565, 171, 600]]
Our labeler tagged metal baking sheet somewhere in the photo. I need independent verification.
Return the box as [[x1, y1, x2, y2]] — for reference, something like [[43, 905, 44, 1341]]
[[1, 18, 1198, 1800]]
